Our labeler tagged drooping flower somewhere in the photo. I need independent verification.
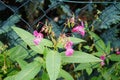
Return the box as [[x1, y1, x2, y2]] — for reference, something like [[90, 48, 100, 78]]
[[64, 41, 74, 56], [100, 55, 106, 66], [72, 21, 85, 36], [33, 38, 42, 45], [65, 48, 74, 56], [65, 41, 73, 49], [116, 51, 120, 55], [100, 61, 105, 66], [33, 30, 39, 37], [33, 30, 43, 45]]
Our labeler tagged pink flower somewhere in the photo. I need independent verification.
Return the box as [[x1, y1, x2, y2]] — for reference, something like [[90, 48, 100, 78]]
[[100, 55, 105, 60], [116, 51, 120, 55], [65, 41, 74, 56], [33, 30, 43, 45], [100, 55, 106, 66], [33, 30, 39, 37], [65, 41, 73, 49], [33, 38, 42, 45], [65, 48, 74, 56], [100, 61, 105, 66], [72, 21, 85, 36]]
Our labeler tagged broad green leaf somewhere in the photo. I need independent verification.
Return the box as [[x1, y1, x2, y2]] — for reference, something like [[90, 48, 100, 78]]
[[69, 37, 86, 44], [7, 45, 28, 61], [41, 71, 49, 80], [61, 51, 102, 63], [41, 39, 53, 47], [15, 61, 41, 80], [105, 42, 111, 54], [34, 57, 44, 64], [83, 45, 91, 50], [109, 54, 120, 61], [102, 69, 111, 80], [92, 52, 104, 57], [86, 68, 93, 75], [89, 31, 106, 53], [4, 75, 16, 80], [16, 59, 28, 70], [12, 27, 43, 53], [12, 27, 53, 54], [111, 75, 120, 80], [46, 50, 61, 80], [74, 63, 99, 71], [0, 54, 4, 64], [59, 69, 74, 80]]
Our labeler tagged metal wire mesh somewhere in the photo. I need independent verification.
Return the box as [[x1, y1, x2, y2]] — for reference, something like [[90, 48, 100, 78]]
[[0, 0, 120, 61]]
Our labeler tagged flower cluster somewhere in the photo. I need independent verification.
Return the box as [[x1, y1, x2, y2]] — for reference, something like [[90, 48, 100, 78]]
[[65, 41, 74, 56], [100, 55, 106, 66], [72, 21, 85, 36], [33, 30, 43, 45]]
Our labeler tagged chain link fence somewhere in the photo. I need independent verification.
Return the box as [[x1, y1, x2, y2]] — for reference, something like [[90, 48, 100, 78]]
[[0, 0, 120, 63]]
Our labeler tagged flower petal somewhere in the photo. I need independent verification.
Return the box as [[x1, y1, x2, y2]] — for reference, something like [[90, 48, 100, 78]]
[[37, 33, 44, 38], [101, 61, 105, 66], [65, 41, 73, 49], [116, 51, 120, 55], [100, 55, 106, 60], [33, 30, 39, 37], [33, 38, 42, 45], [72, 26, 79, 33], [72, 24, 85, 37], [81, 21, 84, 27], [65, 48, 74, 56]]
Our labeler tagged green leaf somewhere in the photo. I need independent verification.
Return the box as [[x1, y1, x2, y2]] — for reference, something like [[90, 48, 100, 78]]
[[89, 31, 106, 53], [12, 27, 53, 54], [86, 68, 93, 75], [92, 52, 104, 57], [109, 54, 120, 61], [4, 75, 16, 80], [105, 42, 111, 54], [61, 51, 102, 63], [41, 71, 49, 80], [59, 69, 74, 80], [0, 54, 4, 63], [16, 59, 28, 70], [46, 50, 61, 80], [15, 61, 41, 80], [83, 46, 91, 50], [74, 63, 99, 71], [7, 45, 28, 61], [41, 39, 53, 47], [69, 37, 86, 44], [34, 57, 44, 64]]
